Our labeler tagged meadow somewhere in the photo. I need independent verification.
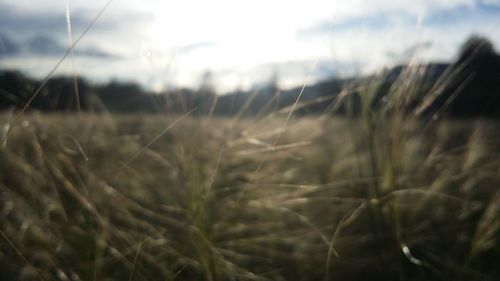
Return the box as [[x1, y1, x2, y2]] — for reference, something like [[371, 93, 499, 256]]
[[1, 0, 499, 277], [1, 95, 499, 280]]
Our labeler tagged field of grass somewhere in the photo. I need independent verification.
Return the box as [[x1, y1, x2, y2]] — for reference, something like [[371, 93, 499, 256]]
[[1, 102, 500, 280]]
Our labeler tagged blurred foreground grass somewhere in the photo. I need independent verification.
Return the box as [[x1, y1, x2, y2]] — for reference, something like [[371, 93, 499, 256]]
[[0, 111, 499, 281]]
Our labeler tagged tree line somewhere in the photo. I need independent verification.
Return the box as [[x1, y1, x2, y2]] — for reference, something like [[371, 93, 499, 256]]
[[0, 35, 499, 118]]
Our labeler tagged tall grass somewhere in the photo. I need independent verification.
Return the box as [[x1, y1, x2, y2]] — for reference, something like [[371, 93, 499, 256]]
[[1, 0, 499, 277], [1, 72, 500, 281]]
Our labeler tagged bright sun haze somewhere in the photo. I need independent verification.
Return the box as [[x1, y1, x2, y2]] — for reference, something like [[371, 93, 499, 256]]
[[0, 0, 499, 92]]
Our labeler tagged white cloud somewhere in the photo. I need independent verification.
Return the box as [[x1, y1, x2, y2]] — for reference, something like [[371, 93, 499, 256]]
[[481, 0, 500, 6]]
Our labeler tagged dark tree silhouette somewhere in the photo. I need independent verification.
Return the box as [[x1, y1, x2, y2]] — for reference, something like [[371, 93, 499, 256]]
[[431, 35, 500, 117], [0, 71, 33, 109]]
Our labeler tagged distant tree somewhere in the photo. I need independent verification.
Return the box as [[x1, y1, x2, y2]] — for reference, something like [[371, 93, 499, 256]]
[[193, 70, 217, 115], [39, 76, 90, 111], [0, 71, 33, 109], [260, 69, 282, 112], [447, 35, 500, 117], [456, 35, 495, 65], [268, 69, 281, 94], [95, 81, 155, 112], [198, 70, 215, 96], [425, 35, 500, 117]]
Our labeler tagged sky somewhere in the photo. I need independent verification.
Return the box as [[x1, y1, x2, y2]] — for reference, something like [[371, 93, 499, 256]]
[[0, 0, 500, 93]]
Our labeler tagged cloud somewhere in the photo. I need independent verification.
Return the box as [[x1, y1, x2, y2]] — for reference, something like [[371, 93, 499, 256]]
[[0, 33, 118, 59], [327, 0, 475, 22], [0, 0, 154, 49], [299, 0, 498, 38], [297, 13, 415, 38], [75, 47, 120, 59], [0, 3, 89, 36], [481, 0, 500, 6], [178, 41, 217, 55], [0, 34, 21, 56], [386, 41, 433, 61], [27, 36, 65, 56], [209, 59, 340, 91]]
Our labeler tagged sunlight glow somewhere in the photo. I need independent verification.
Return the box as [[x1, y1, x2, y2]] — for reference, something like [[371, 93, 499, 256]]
[[142, 0, 337, 90], [1, 0, 500, 92]]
